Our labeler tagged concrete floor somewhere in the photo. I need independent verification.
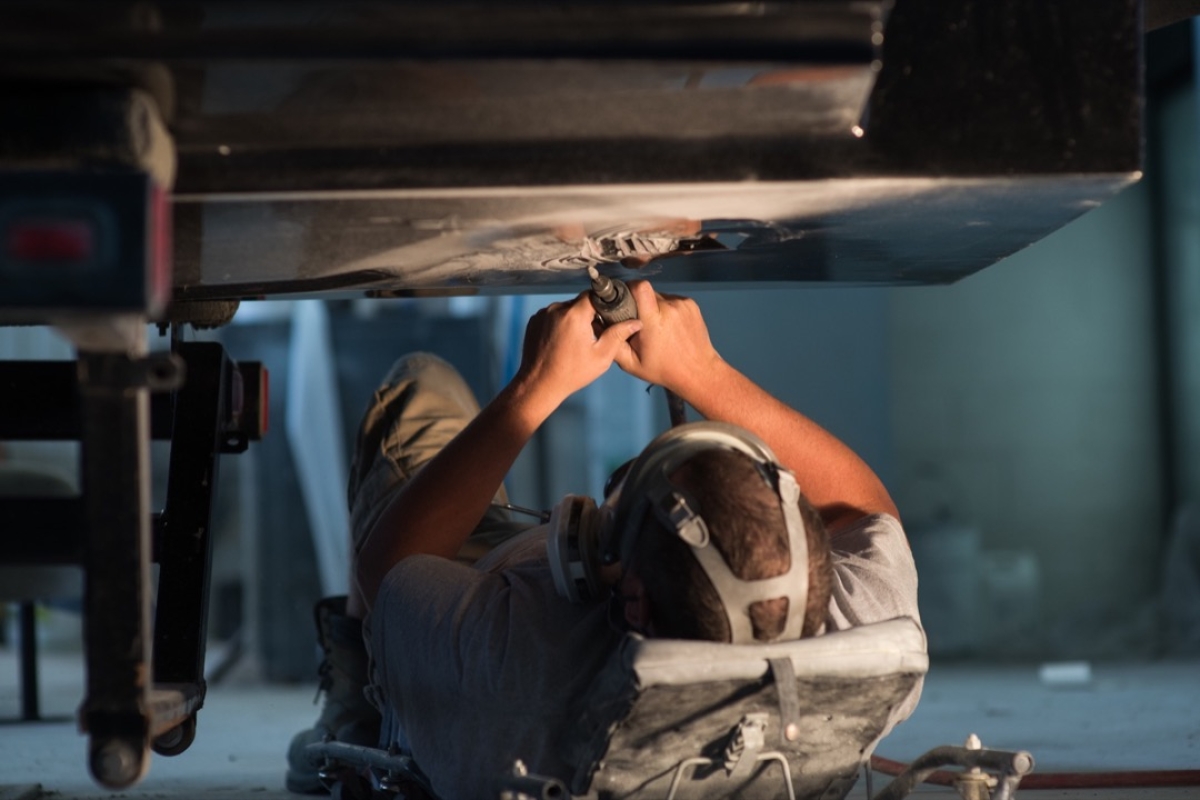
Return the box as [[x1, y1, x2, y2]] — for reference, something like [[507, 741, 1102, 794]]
[[1, 644, 1198, 800]]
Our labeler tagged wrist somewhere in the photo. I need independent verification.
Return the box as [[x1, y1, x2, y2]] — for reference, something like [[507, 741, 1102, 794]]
[[667, 349, 725, 399]]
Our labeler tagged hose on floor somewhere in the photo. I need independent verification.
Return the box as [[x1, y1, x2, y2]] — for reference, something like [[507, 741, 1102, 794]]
[[870, 755, 1200, 789]]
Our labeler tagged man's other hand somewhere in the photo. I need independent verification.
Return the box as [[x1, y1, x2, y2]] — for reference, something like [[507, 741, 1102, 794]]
[[615, 281, 721, 397], [515, 292, 642, 406]]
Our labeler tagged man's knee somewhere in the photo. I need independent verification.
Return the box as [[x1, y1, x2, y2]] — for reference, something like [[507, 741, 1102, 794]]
[[370, 352, 481, 423], [378, 352, 457, 391]]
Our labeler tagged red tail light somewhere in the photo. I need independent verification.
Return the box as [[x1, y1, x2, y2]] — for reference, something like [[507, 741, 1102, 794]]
[[6, 218, 95, 263]]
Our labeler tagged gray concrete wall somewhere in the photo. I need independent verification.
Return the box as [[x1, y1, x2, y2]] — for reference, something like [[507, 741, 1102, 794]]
[[888, 183, 1163, 657], [1160, 86, 1200, 508]]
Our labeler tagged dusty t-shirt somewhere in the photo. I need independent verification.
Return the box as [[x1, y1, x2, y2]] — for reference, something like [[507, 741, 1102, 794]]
[[366, 513, 922, 799]]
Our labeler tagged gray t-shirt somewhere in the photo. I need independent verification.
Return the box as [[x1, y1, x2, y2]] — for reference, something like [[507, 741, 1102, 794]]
[[367, 513, 921, 799]]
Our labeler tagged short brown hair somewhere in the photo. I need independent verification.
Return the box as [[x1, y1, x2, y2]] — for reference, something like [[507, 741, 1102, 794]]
[[628, 449, 831, 642]]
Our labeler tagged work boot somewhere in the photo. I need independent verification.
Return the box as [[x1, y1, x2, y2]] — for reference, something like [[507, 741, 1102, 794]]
[[286, 596, 382, 794]]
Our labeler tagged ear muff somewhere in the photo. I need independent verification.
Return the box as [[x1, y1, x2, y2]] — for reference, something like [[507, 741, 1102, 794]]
[[547, 495, 607, 604]]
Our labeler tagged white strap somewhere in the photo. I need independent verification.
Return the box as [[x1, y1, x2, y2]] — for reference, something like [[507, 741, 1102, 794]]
[[650, 469, 808, 643]]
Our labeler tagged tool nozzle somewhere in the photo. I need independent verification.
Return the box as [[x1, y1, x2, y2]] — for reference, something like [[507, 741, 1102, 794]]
[[587, 265, 618, 303], [586, 264, 638, 325]]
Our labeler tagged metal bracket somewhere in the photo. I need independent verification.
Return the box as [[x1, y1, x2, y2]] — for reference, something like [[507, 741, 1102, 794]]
[[496, 759, 567, 800], [871, 736, 1035, 800], [667, 751, 796, 800], [664, 713, 797, 800], [306, 741, 437, 799], [724, 713, 768, 780]]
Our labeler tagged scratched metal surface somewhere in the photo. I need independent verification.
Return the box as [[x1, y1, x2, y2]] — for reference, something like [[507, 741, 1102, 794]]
[[170, 174, 1138, 299]]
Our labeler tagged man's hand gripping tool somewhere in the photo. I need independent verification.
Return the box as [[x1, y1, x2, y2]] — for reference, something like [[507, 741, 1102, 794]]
[[586, 266, 686, 426]]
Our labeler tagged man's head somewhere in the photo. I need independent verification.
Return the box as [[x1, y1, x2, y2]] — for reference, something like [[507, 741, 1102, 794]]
[[606, 423, 832, 644]]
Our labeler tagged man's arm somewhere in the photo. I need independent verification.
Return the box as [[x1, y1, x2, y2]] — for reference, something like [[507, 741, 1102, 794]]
[[614, 280, 897, 532], [354, 293, 641, 611]]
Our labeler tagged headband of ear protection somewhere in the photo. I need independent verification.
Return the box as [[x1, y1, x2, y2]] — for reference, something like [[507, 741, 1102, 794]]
[[547, 421, 810, 644]]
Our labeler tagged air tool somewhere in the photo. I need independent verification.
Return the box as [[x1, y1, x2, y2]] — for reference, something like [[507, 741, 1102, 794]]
[[586, 265, 686, 426], [587, 265, 638, 325]]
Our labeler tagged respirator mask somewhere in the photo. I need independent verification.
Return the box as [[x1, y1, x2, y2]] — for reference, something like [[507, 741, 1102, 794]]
[[546, 421, 810, 644]]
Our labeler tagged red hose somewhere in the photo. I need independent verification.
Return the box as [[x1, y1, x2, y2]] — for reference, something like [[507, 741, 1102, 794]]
[[870, 755, 1200, 789]]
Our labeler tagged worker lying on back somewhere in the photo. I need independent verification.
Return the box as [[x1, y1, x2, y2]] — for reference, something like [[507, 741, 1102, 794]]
[[286, 280, 923, 797]]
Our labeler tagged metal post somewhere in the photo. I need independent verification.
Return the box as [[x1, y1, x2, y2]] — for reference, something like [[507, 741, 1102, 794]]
[[19, 601, 39, 721], [150, 342, 229, 754], [77, 342, 154, 789]]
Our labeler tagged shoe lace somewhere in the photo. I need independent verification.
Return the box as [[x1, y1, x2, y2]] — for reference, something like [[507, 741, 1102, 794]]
[[311, 599, 336, 705], [313, 657, 333, 704]]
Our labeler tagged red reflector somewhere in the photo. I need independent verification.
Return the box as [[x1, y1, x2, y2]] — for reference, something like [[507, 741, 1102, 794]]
[[6, 219, 95, 262], [259, 366, 270, 436]]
